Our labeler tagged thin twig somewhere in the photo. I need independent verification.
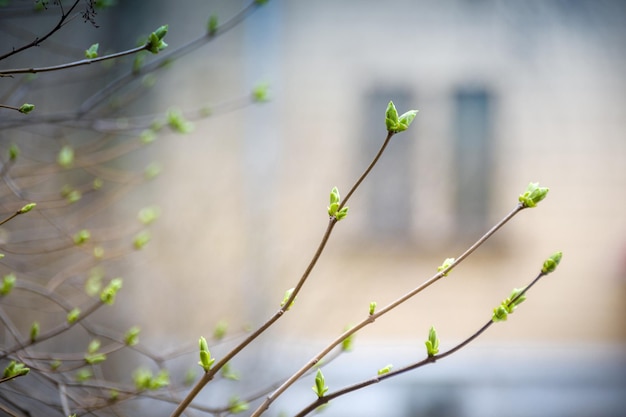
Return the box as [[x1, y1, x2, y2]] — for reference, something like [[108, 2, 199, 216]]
[[294, 270, 548, 417], [250, 203, 526, 416]]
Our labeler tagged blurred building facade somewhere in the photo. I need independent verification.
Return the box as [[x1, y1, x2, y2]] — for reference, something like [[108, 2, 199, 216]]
[[122, 1, 626, 415]]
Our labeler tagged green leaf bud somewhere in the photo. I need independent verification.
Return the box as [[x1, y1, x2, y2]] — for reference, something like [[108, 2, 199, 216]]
[[252, 82, 270, 102], [140, 129, 157, 144], [138, 206, 160, 225], [221, 362, 240, 380], [93, 178, 103, 190], [124, 326, 140, 346], [75, 368, 93, 382], [57, 145, 74, 168], [146, 25, 169, 54], [369, 301, 377, 315], [385, 101, 399, 131], [1, 273, 16, 296], [3, 361, 30, 378], [491, 305, 509, 322], [8, 143, 19, 161], [377, 364, 393, 375], [73, 229, 91, 245], [312, 368, 329, 398], [437, 257, 455, 276], [85, 43, 99, 59], [85, 353, 106, 365], [208, 14, 219, 36], [18, 203, 36, 214], [280, 287, 296, 310], [518, 182, 549, 208], [198, 336, 215, 371], [542, 251, 563, 275], [133, 230, 151, 250], [18, 103, 34, 114], [67, 307, 81, 324], [50, 360, 61, 371], [167, 108, 194, 133], [87, 339, 101, 354], [213, 320, 228, 340], [228, 396, 250, 414], [341, 325, 355, 352], [100, 278, 123, 305], [425, 326, 440, 357], [30, 321, 39, 343]]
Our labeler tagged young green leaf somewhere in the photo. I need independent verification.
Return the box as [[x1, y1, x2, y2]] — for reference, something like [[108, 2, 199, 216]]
[[100, 278, 123, 305], [312, 369, 329, 398], [85, 43, 99, 59], [519, 182, 549, 208], [425, 326, 440, 357]]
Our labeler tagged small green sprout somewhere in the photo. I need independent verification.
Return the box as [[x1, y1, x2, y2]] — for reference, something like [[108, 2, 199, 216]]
[[341, 325, 355, 352], [542, 251, 563, 275], [1, 273, 16, 296], [213, 320, 228, 340], [124, 326, 140, 346], [19, 203, 36, 214], [138, 206, 160, 225], [18, 103, 34, 114], [85, 43, 99, 59], [73, 229, 91, 245], [8, 143, 19, 160], [228, 396, 250, 414], [221, 362, 240, 381], [85, 353, 107, 365], [57, 145, 74, 168], [133, 230, 151, 250], [280, 287, 296, 310], [87, 339, 101, 354], [328, 187, 349, 220], [30, 321, 39, 343], [312, 368, 329, 398], [66, 307, 80, 324], [437, 257, 455, 276], [133, 368, 170, 390], [167, 108, 194, 133], [75, 368, 93, 382], [140, 129, 157, 144], [519, 182, 549, 208], [492, 287, 527, 322], [100, 278, 123, 305], [385, 101, 418, 133], [208, 14, 218, 36], [146, 25, 169, 54], [198, 336, 216, 372], [369, 301, 377, 315], [377, 364, 393, 375], [93, 178, 103, 190], [3, 361, 30, 378], [425, 326, 440, 357], [252, 82, 270, 102]]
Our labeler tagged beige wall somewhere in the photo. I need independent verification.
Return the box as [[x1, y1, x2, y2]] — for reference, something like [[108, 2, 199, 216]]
[[132, 0, 626, 348]]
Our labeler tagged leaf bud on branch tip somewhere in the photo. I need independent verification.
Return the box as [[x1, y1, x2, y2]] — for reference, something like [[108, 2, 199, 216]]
[[385, 100, 418, 133], [542, 251, 563, 274], [518, 182, 549, 208]]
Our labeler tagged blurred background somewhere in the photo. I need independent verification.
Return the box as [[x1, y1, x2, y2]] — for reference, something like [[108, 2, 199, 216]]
[[1, 0, 625, 416]]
